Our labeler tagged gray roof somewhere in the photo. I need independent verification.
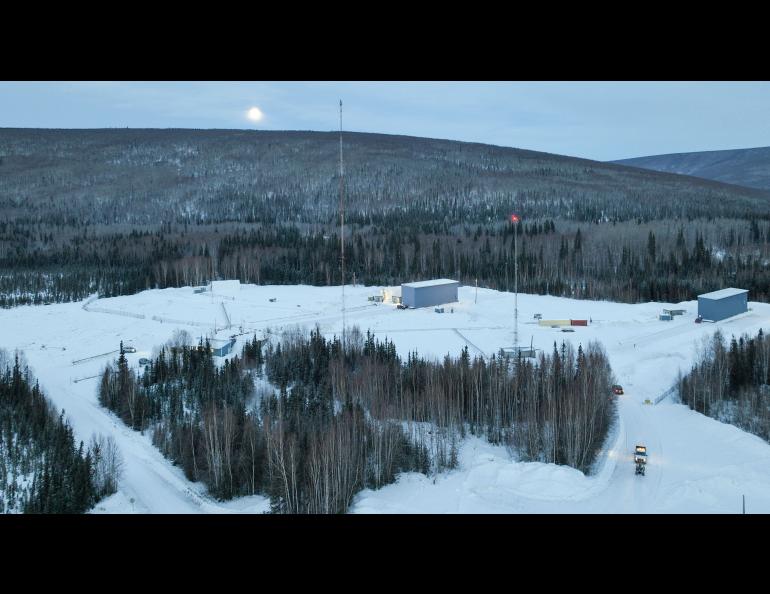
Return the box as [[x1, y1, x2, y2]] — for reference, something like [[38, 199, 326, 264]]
[[698, 287, 748, 300], [401, 279, 459, 289]]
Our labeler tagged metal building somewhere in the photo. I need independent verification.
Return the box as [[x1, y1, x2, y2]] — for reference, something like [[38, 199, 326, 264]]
[[697, 288, 748, 322], [501, 346, 537, 358], [401, 279, 459, 308], [211, 338, 237, 357]]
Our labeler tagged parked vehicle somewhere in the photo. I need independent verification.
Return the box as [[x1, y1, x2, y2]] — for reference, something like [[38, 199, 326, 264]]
[[695, 315, 703, 324], [397, 303, 408, 310]]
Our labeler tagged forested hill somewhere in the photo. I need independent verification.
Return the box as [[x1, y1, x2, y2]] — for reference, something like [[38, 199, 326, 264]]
[[1, 128, 769, 226], [613, 146, 770, 192], [3, 128, 770, 308]]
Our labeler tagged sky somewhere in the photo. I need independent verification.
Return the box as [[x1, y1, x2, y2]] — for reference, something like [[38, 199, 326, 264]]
[[1, 81, 769, 161]]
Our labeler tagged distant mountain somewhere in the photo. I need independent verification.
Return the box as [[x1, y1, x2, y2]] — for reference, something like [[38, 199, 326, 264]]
[[1, 128, 769, 228], [613, 146, 770, 191]]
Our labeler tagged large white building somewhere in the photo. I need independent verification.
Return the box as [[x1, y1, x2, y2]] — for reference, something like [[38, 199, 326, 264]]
[[697, 287, 748, 321], [401, 279, 459, 308]]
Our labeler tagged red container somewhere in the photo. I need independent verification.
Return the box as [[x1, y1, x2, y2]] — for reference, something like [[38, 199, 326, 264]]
[[571, 319, 588, 326]]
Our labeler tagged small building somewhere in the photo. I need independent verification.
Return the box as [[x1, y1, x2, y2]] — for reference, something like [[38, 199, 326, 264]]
[[209, 280, 240, 298], [662, 308, 686, 316], [538, 319, 571, 327], [659, 313, 672, 321], [211, 338, 236, 357], [501, 346, 537, 358], [697, 288, 748, 322], [401, 279, 459, 309]]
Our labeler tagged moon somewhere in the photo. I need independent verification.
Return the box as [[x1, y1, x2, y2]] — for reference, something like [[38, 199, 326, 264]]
[[247, 106, 264, 122]]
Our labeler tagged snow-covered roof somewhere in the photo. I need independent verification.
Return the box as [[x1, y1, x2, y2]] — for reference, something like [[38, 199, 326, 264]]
[[401, 279, 459, 289], [698, 287, 748, 300]]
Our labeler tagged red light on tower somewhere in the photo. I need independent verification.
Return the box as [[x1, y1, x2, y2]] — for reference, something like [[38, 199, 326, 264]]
[[510, 214, 520, 223]]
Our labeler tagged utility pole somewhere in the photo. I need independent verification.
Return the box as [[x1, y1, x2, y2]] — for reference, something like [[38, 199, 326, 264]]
[[339, 100, 346, 351], [511, 214, 520, 352], [514, 220, 518, 351]]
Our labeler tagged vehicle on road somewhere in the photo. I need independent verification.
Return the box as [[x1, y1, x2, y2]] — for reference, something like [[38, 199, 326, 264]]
[[123, 345, 136, 353], [612, 384, 624, 395], [634, 445, 647, 476]]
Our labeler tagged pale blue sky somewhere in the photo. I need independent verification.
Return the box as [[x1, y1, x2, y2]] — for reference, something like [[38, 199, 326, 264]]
[[1, 81, 769, 161]]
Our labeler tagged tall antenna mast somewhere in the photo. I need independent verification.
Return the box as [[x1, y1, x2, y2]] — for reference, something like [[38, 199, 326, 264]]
[[339, 100, 346, 350]]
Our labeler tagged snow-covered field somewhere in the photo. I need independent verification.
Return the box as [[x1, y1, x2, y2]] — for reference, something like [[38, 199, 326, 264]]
[[2, 282, 770, 514]]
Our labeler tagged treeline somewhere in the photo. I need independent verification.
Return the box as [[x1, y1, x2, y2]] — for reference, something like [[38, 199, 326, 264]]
[[266, 328, 616, 474], [97, 335, 429, 510], [99, 337, 266, 500], [214, 219, 770, 303], [97, 327, 616, 512], [5, 215, 770, 308], [148, 347, 274, 502], [0, 350, 120, 513], [679, 329, 770, 442]]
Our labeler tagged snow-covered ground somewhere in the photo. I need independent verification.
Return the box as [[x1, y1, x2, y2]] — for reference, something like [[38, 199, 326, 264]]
[[1, 282, 769, 513]]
